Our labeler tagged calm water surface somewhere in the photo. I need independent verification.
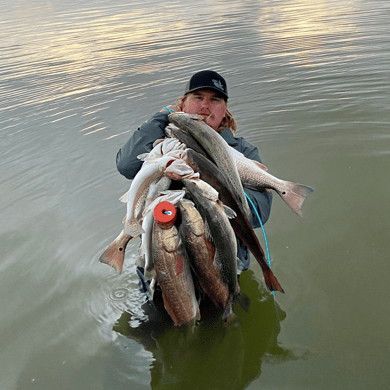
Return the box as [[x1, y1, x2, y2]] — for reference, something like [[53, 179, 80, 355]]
[[1, 1, 389, 389]]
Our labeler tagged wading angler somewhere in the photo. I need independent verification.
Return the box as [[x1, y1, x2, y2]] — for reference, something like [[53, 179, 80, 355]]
[[100, 70, 313, 326]]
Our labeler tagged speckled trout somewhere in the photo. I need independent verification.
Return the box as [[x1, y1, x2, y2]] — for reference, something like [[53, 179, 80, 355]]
[[121, 153, 178, 236], [228, 147, 314, 217], [183, 148, 284, 293], [168, 112, 252, 220]]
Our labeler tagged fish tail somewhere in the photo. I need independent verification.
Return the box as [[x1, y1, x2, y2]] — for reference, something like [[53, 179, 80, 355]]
[[263, 269, 285, 293], [99, 233, 134, 273], [278, 182, 314, 217]]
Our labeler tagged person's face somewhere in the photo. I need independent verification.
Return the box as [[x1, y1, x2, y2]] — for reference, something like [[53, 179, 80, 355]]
[[181, 89, 227, 131]]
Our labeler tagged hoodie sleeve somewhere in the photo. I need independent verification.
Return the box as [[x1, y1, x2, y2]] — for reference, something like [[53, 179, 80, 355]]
[[116, 111, 169, 179], [244, 186, 273, 227]]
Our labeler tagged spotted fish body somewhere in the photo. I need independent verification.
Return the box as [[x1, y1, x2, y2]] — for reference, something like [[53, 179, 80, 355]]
[[184, 148, 284, 293], [122, 154, 177, 237], [168, 112, 252, 220], [141, 189, 186, 282], [183, 178, 239, 319], [140, 176, 172, 280], [177, 200, 229, 309], [152, 219, 200, 326]]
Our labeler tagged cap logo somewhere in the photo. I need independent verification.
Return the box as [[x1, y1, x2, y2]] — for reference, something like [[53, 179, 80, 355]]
[[212, 79, 224, 91]]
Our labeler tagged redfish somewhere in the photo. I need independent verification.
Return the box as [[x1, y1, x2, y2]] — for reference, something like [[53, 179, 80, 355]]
[[183, 148, 284, 293], [228, 147, 314, 217], [168, 112, 252, 220], [177, 200, 229, 309], [152, 205, 200, 327], [182, 178, 239, 320]]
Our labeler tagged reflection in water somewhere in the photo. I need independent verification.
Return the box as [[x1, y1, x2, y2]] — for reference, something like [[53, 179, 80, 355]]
[[258, 0, 358, 66], [114, 270, 296, 389], [2, 0, 389, 388], [0, 1, 190, 138]]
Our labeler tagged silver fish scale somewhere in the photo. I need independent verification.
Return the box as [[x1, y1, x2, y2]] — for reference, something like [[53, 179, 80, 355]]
[[237, 160, 285, 192], [168, 113, 252, 220]]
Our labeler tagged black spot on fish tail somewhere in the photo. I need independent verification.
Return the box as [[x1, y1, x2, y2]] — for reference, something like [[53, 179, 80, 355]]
[[279, 182, 314, 217]]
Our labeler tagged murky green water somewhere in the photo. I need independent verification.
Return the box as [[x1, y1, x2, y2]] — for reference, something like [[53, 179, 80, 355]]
[[1, 1, 389, 389]]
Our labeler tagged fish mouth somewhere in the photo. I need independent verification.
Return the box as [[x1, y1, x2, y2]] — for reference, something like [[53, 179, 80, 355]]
[[205, 113, 213, 123], [198, 112, 213, 124]]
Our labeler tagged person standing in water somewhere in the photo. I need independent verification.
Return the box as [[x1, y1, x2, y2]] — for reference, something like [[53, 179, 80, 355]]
[[116, 70, 272, 281]]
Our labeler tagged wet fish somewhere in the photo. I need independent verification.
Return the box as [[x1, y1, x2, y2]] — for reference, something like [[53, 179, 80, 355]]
[[228, 147, 314, 217], [177, 200, 230, 309], [182, 178, 240, 320], [165, 123, 211, 160], [138, 177, 172, 278], [184, 149, 284, 293], [99, 139, 186, 273], [152, 211, 200, 327], [168, 112, 252, 220], [99, 176, 172, 275], [141, 190, 186, 282], [121, 153, 178, 236]]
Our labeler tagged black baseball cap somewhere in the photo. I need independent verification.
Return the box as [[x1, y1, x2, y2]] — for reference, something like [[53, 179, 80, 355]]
[[184, 70, 228, 100]]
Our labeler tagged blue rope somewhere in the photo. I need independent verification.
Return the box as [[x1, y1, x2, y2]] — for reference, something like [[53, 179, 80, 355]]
[[244, 192, 274, 296], [164, 106, 175, 113]]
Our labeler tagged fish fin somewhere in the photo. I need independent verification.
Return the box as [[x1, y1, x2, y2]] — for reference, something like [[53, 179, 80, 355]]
[[263, 268, 285, 293], [253, 160, 268, 171], [137, 152, 150, 161], [278, 182, 314, 217], [212, 252, 223, 271], [164, 124, 176, 137], [99, 232, 133, 273], [171, 113, 203, 121], [222, 204, 237, 219], [204, 221, 214, 242], [119, 192, 129, 203]]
